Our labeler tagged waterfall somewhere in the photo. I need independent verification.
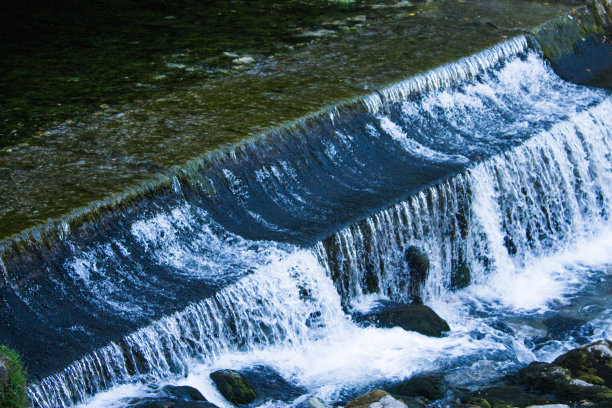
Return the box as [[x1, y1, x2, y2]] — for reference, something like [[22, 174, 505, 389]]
[[0, 30, 608, 407], [319, 100, 612, 305], [27, 250, 346, 408]]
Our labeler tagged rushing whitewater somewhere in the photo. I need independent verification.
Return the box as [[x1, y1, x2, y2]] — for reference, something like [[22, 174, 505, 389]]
[[0, 35, 610, 407]]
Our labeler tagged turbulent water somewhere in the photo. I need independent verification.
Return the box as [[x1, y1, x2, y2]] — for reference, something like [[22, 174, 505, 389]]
[[1, 35, 611, 408]]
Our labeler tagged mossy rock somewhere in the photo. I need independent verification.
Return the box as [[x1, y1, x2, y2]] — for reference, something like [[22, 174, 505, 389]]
[[346, 390, 391, 408], [464, 385, 550, 408], [390, 374, 445, 401], [551, 381, 612, 406], [0, 345, 27, 408], [515, 356, 612, 406], [346, 390, 407, 408], [395, 396, 428, 408], [469, 398, 491, 408], [210, 369, 257, 405], [552, 340, 612, 387], [516, 362, 571, 393]]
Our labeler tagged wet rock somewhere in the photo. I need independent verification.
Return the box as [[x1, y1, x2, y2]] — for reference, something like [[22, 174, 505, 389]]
[[346, 390, 408, 408], [405, 246, 429, 293], [464, 385, 550, 407], [451, 262, 471, 289], [516, 362, 571, 393], [393, 396, 428, 407], [548, 381, 612, 406], [526, 405, 571, 408], [239, 365, 305, 402], [552, 339, 612, 386], [210, 369, 257, 405], [294, 396, 329, 408], [515, 356, 612, 406], [389, 374, 445, 401], [162, 385, 207, 401], [128, 398, 219, 408], [358, 303, 450, 337]]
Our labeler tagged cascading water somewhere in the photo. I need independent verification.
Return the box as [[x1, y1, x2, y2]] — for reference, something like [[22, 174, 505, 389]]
[[0, 32, 611, 408]]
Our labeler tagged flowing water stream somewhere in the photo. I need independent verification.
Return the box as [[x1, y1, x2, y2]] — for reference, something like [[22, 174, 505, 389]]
[[1, 33, 611, 408]]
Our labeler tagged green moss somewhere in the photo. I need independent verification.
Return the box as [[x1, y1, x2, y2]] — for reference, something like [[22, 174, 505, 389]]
[[210, 369, 257, 405], [530, 5, 607, 63], [0, 345, 28, 408], [576, 372, 605, 385], [474, 399, 491, 408]]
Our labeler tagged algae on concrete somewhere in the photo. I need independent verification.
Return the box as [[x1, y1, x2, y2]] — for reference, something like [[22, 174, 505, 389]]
[[0, 0, 578, 239]]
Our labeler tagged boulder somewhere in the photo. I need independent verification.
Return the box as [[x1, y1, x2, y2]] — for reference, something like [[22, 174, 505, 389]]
[[294, 396, 329, 408], [547, 381, 612, 406], [210, 369, 257, 405], [162, 385, 207, 401], [358, 303, 450, 337], [389, 374, 445, 401], [346, 390, 408, 408], [128, 398, 219, 408], [240, 365, 305, 402], [393, 396, 428, 407], [515, 354, 612, 407], [516, 362, 571, 393], [464, 385, 550, 407], [552, 340, 612, 387]]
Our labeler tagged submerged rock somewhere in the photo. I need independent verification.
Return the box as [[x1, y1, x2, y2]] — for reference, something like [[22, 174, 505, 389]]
[[210, 369, 257, 405], [346, 390, 408, 408], [232, 56, 255, 65], [295, 396, 330, 408], [357, 303, 450, 337], [161, 385, 207, 402], [389, 374, 445, 401]]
